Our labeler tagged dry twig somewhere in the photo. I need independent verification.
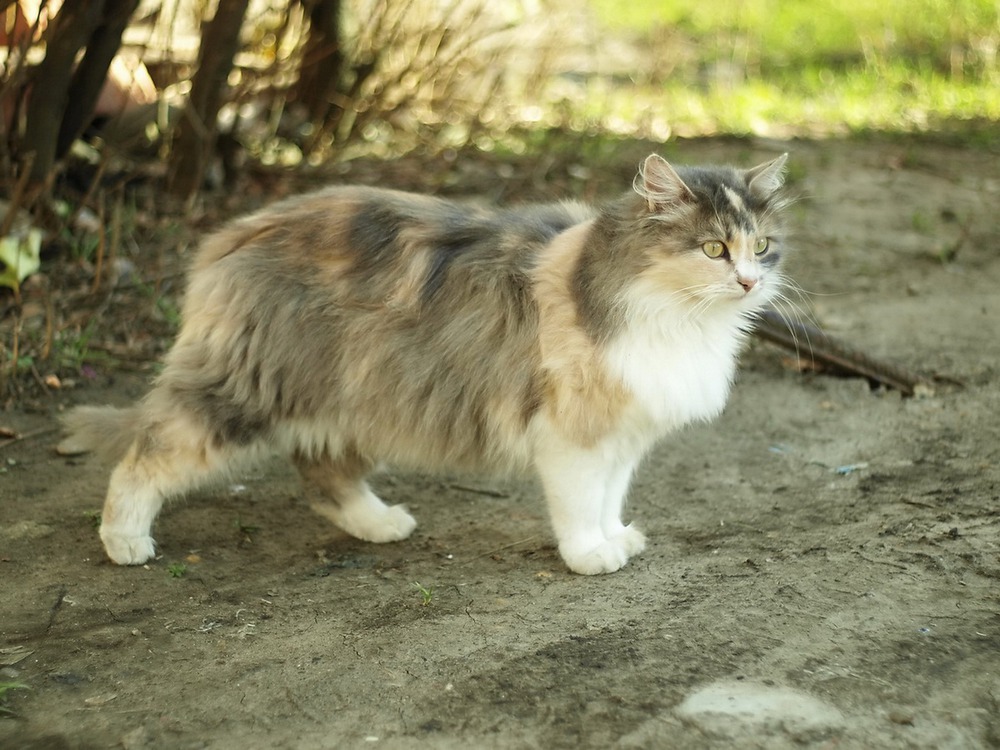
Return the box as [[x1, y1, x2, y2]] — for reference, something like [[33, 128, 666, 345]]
[[753, 310, 936, 397]]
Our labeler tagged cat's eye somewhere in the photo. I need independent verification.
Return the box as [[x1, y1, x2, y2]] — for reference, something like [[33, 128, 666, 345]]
[[754, 237, 769, 255], [702, 240, 727, 259]]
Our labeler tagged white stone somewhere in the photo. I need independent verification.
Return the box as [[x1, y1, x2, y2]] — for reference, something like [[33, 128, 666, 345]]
[[676, 680, 845, 738]]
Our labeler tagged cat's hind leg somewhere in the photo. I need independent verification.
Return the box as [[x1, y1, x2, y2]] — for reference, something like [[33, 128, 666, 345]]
[[294, 449, 416, 543], [100, 413, 238, 565]]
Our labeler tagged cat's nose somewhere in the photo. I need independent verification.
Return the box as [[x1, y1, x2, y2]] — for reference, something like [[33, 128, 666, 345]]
[[738, 276, 757, 293]]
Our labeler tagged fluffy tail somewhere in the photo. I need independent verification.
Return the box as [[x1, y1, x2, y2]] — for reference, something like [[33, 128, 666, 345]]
[[58, 405, 142, 463]]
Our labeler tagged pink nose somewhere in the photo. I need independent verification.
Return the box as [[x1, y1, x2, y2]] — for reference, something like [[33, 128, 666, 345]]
[[738, 276, 757, 293]]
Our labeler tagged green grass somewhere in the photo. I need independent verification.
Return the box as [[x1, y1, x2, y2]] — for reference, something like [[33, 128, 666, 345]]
[[0, 681, 29, 715], [591, 0, 997, 66], [582, 65, 1000, 137], [52, 321, 99, 372], [571, 0, 1000, 140], [412, 582, 434, 606], [235, 516, 261, 540]]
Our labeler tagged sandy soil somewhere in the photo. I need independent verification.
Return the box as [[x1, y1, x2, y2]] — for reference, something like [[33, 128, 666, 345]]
[[1, 138, 999, 749]]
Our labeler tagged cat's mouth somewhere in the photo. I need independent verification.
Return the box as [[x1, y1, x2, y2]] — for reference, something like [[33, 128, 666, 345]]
[[734, 279, 776, 306]]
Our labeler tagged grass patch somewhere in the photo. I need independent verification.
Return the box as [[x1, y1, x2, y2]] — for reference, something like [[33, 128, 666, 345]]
[[0, 681, 29, 715], [412, 582, 434, 606], [235, 516, 260, 540], [560, 0, 1000, 142]]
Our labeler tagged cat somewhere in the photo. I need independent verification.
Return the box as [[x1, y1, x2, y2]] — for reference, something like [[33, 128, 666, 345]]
[[59, 152, 790, 575]]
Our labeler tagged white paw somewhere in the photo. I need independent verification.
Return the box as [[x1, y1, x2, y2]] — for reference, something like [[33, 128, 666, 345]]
[[101, 529, 157, 565], [344, 504, 417, 544], [610, 524, 646, 556], [559, 533, 639, 575]]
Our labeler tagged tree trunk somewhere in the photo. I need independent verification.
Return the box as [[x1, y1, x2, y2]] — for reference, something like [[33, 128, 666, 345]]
[[294, 0, 344, 125], [22, 1, 107, 187], [166, 0, 248, 202], [55, 0, 141, 159]]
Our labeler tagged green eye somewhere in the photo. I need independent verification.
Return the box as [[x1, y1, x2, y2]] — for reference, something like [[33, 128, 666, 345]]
[[702, 240, 727, 259], [754, 237, 769, 255]]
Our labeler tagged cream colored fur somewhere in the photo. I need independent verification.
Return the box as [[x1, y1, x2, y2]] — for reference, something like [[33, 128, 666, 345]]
[[60, 154, 790, 575]]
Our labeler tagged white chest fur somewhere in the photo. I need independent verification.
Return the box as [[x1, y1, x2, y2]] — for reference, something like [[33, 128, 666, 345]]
[[603, 308, 747, 437]]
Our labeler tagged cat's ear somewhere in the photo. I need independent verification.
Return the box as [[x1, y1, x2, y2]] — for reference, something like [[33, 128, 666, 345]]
[[745, 153, 788, 198], [634, 154, 695, 213]]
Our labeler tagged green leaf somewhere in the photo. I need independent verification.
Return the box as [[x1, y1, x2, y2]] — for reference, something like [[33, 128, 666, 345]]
[[0, 229, 42, 291]]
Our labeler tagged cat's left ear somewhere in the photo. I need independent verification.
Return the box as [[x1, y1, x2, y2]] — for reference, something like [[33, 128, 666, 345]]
[[745, 153, 788, 198], [635, 154, 695, 213]]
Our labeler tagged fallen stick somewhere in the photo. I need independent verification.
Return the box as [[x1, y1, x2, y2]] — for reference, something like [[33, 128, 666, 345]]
[[752, 310, 935, 397]]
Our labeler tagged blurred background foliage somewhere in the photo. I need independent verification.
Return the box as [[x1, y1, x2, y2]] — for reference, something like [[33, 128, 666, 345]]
[[586, 0, 1000, 137], [0, 0, 998, 394], [0, 0, 997, 208]]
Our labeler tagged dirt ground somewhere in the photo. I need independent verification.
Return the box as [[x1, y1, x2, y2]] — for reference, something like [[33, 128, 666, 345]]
[[1, 137, 999, 749]]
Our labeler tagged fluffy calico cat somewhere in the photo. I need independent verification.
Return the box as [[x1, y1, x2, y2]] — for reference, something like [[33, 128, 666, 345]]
[[59, 153, 790, 575]]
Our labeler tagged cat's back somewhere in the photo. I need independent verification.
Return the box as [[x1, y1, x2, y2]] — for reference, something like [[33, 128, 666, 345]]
[[191, 185, 431, 272], [193, 186, 591, 286]]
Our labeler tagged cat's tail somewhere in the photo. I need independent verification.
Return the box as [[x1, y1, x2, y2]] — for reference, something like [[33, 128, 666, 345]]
[[58, 405, 141, 463]]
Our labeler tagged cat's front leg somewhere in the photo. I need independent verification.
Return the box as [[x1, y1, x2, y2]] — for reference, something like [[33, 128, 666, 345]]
[[599, 460, 647, 559], [535, 439, 644, 575]]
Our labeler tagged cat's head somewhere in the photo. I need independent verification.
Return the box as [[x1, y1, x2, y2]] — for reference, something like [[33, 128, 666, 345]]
[[629, 153, 790, 313]]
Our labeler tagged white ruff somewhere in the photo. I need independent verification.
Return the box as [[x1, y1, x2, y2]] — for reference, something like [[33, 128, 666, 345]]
[[603, 294, 752, 444]]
